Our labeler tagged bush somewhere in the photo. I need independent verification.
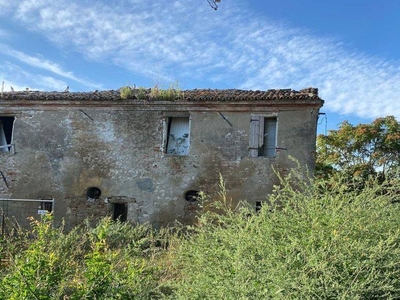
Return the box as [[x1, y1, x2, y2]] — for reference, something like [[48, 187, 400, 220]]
[[119, 86, 134, 99], [163, 172, 400, 299], [0, 216, 165, 299], [149, 82, 184, 101], [2, 170, 400, 299]]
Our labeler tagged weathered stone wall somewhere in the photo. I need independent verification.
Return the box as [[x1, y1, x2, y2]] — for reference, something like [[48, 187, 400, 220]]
[[0, 100, 321, 229]]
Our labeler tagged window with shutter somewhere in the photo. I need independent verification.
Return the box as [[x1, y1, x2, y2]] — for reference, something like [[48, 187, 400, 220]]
[[166, 117, 190, 155], [249, 116, 277, 157]]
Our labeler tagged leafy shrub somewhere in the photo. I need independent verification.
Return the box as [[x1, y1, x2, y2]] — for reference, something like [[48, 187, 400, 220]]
[[120, 86, 149, 100], [0, 215, 75, 299], [0, 216, 165, 299], [136, 87, 148, 100], [119, 86, 134, 99], [2, 170, 400, 299], [163, 171, 400, 299], [150, 82, 184, 101], [120, 82, 184, 101]]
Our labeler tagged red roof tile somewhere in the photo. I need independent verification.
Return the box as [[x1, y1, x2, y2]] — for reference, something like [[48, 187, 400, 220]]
[[0, 87, 321, 101]]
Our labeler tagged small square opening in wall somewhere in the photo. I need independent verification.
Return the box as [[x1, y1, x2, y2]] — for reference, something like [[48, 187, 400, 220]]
[[113, 203, 127, 222], [39, 201, 53, 214], [166, 117, 190, 155], [255, 201, 263, 213], [0, 116, 15, 153]]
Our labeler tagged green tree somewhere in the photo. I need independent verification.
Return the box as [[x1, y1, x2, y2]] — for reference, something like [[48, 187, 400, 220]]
[[316, 116, 400, 182]]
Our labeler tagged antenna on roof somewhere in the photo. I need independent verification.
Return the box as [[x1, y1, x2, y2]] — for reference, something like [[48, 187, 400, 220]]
[[207, 0, 220, 10]]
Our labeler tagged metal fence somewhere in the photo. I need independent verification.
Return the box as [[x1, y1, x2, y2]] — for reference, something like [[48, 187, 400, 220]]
[[0, 198, 54, 238]]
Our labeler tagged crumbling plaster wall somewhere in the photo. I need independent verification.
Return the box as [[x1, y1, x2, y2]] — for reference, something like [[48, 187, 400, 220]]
[[0, 103, 320, 229]]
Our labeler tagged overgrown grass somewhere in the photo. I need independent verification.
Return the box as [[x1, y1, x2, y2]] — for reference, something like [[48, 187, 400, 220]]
[[0, 217, 167, 299], [163, 172, 400, 299], [149, 82, 184, 101], [1, 169, 400, 299], [119, 82, 184, 101], [120, 86, 149, 100]]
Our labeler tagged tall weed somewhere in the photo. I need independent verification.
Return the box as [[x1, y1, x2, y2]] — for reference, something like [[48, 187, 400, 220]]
[[0, 216, 165, 299], [2, 169, 400, 299], [164, 171, 400, 299]]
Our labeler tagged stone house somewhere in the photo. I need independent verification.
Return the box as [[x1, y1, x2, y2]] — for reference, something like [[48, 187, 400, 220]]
[[0, 88, 323, 230]]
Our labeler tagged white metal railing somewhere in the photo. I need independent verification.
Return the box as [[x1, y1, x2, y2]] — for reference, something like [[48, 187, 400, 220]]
[[0, 198, 54, 215], [0, 198, 54, 237], [0, 144, 15, 154], [0, 198, 54, 203]]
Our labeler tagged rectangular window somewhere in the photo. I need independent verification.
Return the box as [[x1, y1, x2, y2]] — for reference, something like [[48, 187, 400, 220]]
[[0, 116, 15, 153], [166, 117, 190, 155], [39, 201, 53, 213], [249, 116, 277, 157], [37, 199, 53, 215]]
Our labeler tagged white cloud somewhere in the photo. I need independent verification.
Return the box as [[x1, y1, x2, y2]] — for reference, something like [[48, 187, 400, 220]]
[[2, 0, 400, 119], [0, 44, 101, 89], [0, 61, 67, 91], [0, 1, 17, 14]]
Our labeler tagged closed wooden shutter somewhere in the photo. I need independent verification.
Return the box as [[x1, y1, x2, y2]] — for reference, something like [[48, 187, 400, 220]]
[[249, 116, 261, 157]]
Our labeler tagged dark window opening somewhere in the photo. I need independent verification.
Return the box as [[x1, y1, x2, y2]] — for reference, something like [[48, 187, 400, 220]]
[[255, 201, 263, 213], [166, 117, 190, 155], [113, 203, 127, 222], [249, 116, 277, 158], [87, 187, 101, 199], [185, 190, 200, 202], [40, 201, 53, 213], [259, 118, 277, 157], [0, 116, 15, 152]]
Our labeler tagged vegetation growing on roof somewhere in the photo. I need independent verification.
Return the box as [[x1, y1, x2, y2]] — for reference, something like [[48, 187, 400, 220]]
[[119, 85, 149, 100], [119, 85, 137, 99], [119, 82, 184, 101], [149, 81, 184, 101]]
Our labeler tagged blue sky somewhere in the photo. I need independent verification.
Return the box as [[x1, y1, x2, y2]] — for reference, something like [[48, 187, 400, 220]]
[[1, 0, 400, 133]]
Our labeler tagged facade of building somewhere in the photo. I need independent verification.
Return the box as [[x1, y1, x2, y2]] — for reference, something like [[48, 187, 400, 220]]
[[0, 88, 323, 230]]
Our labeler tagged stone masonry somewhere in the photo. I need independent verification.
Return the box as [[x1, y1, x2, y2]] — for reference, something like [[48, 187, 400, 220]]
[[0, 88, 324, 230]]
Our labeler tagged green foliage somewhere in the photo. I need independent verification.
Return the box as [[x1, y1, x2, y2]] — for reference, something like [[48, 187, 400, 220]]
[[150, 81, 184, 101], [163, 170, 400, 299], [1, 215, 71, 299], [0, 216, 165, 299], [119, 86, 149, 100], [119, 86, 135, 99], [120, 82, 184, 101], [136, 86, 148, 100], [317, 116, 400, 181], [2, 170, 400, 298]]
